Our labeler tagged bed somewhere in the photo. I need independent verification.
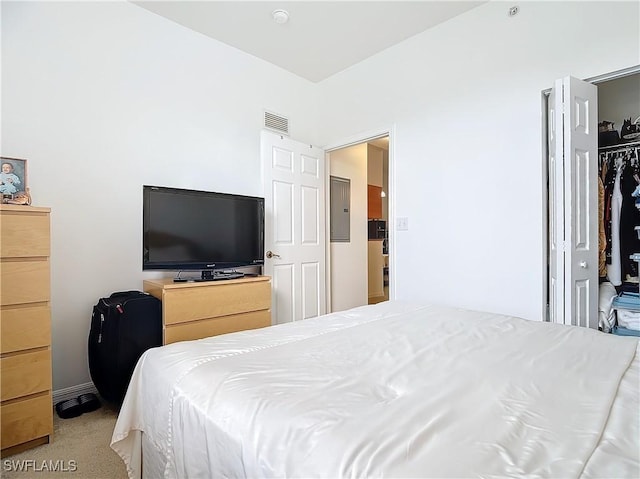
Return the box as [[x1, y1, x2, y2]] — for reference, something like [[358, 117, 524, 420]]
[[111, 301, 640, 478]]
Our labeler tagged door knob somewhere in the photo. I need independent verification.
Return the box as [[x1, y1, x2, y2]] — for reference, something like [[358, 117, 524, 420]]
[[266, 250, 281, 259]]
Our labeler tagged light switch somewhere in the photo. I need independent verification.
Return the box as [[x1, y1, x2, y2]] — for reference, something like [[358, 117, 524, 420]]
[[397, 217, 408, 231]]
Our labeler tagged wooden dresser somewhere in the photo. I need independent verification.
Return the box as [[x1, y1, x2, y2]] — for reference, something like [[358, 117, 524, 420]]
[[0, 205, 53, 457], [143, 276, 271, 345]]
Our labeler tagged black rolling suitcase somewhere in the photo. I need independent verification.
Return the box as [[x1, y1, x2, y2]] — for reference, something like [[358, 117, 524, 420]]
[[88, 291, 162, 405]]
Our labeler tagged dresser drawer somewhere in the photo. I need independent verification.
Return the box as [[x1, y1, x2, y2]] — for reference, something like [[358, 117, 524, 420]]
[[0, 260, 50, 306], [1, 350, 52, 401], [0, 211, 50, 259], [1, 305, 50, 354], [1, 393, 52, 450], [165, 309, 271, 344], [163, 280, 271, 325]]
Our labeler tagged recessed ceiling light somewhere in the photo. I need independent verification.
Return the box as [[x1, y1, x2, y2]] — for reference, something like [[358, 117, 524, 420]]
[[272, 9, 290, 25]]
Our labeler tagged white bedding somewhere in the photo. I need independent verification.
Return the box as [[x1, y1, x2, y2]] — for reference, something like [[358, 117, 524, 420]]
[[111, 301, 640, 478]]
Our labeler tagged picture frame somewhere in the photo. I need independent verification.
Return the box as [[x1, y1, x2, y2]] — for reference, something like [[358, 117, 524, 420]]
[[1, 157, 28, 202]]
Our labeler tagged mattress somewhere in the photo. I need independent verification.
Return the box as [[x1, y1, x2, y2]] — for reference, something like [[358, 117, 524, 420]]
[[111, 301, 640, 478]]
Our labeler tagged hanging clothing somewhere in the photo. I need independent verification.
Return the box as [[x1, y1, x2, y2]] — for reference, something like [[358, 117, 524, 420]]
[[599, 146, 640, 288], [607, 161, 623, 286], [603, 157, 616, 267], [599, 176, 607, 278], [619, 160, 640, 281]]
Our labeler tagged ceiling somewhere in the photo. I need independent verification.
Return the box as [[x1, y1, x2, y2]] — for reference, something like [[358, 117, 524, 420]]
[[132, 1, 486, 83]]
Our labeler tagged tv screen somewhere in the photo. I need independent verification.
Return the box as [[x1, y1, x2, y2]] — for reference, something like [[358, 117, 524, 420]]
[[143, 186, 264, 272]]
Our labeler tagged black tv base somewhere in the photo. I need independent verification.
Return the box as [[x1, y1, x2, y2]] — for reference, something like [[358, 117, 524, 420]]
[[173, 271, 245, 283]]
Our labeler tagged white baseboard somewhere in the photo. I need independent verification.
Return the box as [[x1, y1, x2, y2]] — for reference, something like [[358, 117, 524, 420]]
[[52, 382, 98, 405]]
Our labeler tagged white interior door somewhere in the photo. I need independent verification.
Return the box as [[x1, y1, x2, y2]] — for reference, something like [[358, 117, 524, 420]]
[[550, 76, 598, 328], [548, 86, 563, 324], [261, 131, 326, 324]]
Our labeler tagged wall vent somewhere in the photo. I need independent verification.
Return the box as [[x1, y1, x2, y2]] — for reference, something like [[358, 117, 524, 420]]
[[264, 111, 289, 135]]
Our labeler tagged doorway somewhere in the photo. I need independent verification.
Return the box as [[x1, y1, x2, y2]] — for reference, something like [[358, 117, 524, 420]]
[[326, 134, 392, 313], [367, 137, 390, 305]]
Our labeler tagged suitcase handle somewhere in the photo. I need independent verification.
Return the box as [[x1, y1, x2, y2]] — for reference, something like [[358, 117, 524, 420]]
[[109, 290, 147, 298]]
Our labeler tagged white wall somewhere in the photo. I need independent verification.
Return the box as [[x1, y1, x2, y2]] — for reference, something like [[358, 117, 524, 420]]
[[1, 1, 319, 390], [367, 144, 383, 187], [329, 143, 368, 312], [317, 1, 640, 321]]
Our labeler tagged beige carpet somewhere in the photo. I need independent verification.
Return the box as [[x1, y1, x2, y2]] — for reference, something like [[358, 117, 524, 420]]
[[3, 404, 128, 479]]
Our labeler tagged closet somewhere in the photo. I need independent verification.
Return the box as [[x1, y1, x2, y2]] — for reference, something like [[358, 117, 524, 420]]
[[547, 70, 640, 330], [596, 73, 640, 335]]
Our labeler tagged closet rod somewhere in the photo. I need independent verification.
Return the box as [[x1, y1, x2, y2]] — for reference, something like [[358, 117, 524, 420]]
[[598, 140, 640, 152]]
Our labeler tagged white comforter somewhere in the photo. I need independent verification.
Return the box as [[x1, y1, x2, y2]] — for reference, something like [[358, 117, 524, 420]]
[[111, 301, 640, 478]]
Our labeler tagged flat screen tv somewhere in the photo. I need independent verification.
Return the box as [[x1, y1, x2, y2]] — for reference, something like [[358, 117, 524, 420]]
[[143, 186, 264, 278]]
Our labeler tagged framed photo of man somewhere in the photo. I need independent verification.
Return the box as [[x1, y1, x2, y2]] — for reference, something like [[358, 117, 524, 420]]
[[0, 157, 27, 198]]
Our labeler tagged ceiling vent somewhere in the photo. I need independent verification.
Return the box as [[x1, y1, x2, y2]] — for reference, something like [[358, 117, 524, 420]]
[[264, 111, 289, 136]]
